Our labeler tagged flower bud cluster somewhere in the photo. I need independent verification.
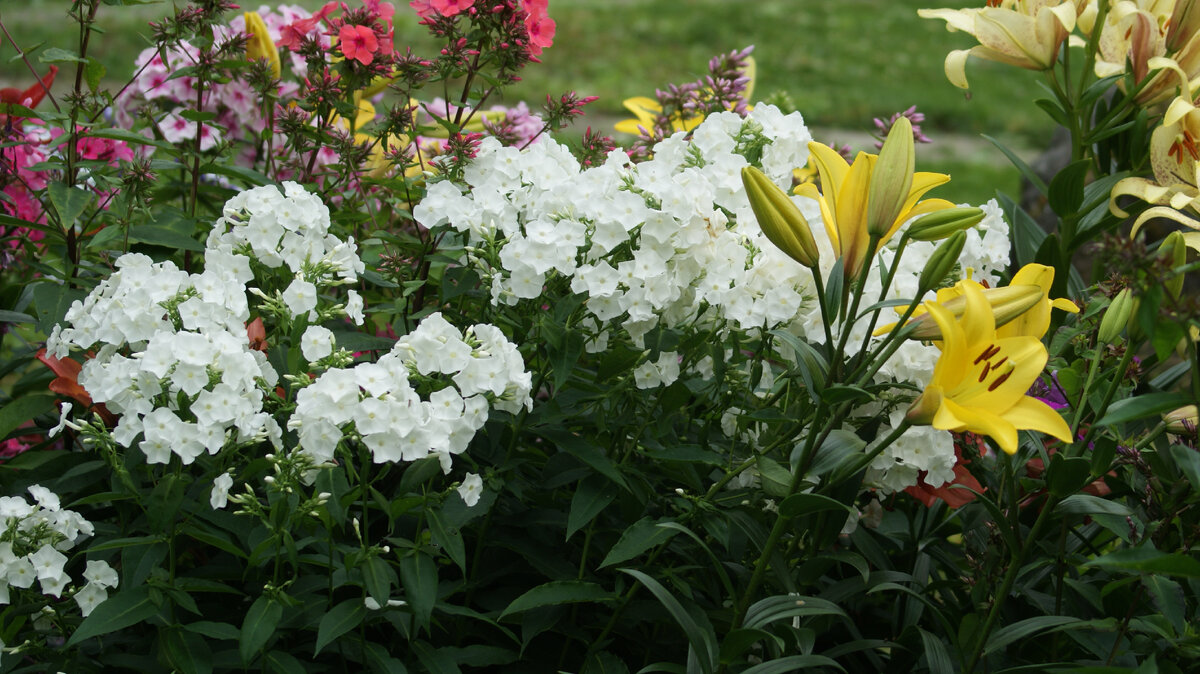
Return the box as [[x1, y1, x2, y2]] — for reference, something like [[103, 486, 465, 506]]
[[0, 486, 117, 617]]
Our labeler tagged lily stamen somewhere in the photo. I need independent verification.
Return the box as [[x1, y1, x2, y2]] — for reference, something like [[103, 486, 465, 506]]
[[988, 369, 1013, 392]]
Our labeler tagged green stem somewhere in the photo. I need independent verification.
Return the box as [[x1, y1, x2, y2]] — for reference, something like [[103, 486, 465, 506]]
[[962, 490, 1061, 674]]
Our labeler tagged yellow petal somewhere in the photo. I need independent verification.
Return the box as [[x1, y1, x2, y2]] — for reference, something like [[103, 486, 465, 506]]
[[935, 397, 1020, 454], [1002, 396, 1074, 444]]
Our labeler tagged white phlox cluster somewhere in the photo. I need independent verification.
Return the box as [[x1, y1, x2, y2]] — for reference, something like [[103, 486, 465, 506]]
[[43, 183, 365, 465], [45, 250, 283, 465], [865, 411, 958, 493], [414, 104, 1014, 493], [293, 312, 533, 470], [415, 105, 819, 350], [0, 485, 117, 617]]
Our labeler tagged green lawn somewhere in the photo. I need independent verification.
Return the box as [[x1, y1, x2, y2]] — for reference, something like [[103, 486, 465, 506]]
[[1, 0, 1042, 205]]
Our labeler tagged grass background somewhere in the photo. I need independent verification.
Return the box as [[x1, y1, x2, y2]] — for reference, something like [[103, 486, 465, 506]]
[[0, 0, 1055, 204]]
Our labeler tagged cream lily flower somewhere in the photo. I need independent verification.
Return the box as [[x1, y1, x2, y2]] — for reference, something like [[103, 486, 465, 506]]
[[1110, 93, 1200, 251], [795, 117, 953, 280], [1086, 0, 1200, 107], [905, 281, 1074, 455], [919, 0, 1077, 89]]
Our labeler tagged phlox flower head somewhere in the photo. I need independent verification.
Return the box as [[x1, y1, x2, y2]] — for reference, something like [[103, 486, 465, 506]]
[[339, 24, 380, 65]]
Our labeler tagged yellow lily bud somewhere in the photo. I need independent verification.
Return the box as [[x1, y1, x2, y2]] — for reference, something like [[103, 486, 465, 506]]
[[867, 117, 916, 239], [1098, 289, 1134, 345], [918, 230, 967, 294], [741, 166, 820, 269], [244, 12, 280, 80], [1164, 405, 1198, 434], [907, 207, 985, 241], [899, 285, 1044, 340]]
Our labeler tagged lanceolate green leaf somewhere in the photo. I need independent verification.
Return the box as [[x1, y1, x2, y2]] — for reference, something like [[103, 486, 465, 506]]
[[619, 569, 717, 674], [239, 595, 283, 664], [498, 581, 613, 619], [67, 586, 159, 646], [314, 598, 368, 656], [599, 517, 679, 568]]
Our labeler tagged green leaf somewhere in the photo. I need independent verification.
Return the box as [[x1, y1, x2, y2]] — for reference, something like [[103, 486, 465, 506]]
[[31, 283, 86, 333], [986, 616, 1082, 654], [84, 127, 175, 152], [0, 310, 35, 324], [182, 621, 240, 641], [315, 598, 368, 656], [1170, 444, 1200, 489], [743, 594, 846, 630], [542, 429, 629, 490], [412, 641, 462, 674], [1055, 494, 1132, 518], [329, 330, 396, 353], [600, 517, 680, 568], [619, 569, 717, 674], [757, 456, 792, 499], [427, 508, 466, 574], [264, 650, 307, 674], [566, 474, 617, 541], [84, 58, 106, 93], [399, 552, 437, 630], [1143, 575, 1185, 636], [919, 627, 955, 674], [361, 554, 393, 605], [984, 135, 1047, 195], [67, 586, 159, 646], [0, 394, 55, 441], [1095, 392, 1192, 426], [1084, 547, 1200, 578], [740, 655, 844, 673], [39, 47, 84, 63], [778, 493, 853, 519], [199, 162, 271, 187], [1047, 159, 1091, 217], [1046, 455, 1093, 497], [128, 225, 205, 252], [719, 628, 784, 664], [997, 192, 1046, 269], [48, 182, 95, 229], [581, 651, 632, 674], [161, 626, 213, 674], [239, 596, 283, 663], [499, 581, 613, 619]]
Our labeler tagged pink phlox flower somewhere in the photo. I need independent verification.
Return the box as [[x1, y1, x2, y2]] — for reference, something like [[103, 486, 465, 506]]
[[523, 0, 555, 56], [411, 0, 473, 19], [339, 24, 380, 65]]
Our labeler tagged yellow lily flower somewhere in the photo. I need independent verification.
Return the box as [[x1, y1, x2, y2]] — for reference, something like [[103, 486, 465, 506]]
[[1110, 93, 1200, 252], [919, 0, 1077, 89], [905, 281, 1074, 455], [244, 11, 281, 80], [795, 117, 954, 280]]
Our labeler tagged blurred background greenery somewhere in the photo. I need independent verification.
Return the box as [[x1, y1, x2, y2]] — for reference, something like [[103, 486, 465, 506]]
[[1, 0, 1056, 205]]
